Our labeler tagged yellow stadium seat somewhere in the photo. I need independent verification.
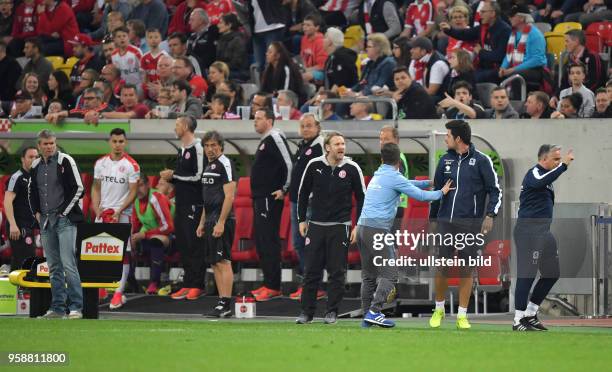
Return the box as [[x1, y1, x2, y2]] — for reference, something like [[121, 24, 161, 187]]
[[45, 56, 64, 70], [59, 57, 79, 79], [544, 32, 565, 61], [552, 22, 582, 34]]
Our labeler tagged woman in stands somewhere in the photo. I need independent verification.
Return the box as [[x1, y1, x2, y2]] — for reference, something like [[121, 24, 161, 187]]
[[216, 13, 249, 81], [392, 36, 412, 68], [205, 61, 230, 104], [347, 33, 396, 96], [216, 80, 244, 114], [445, 5, 476, 58], [551, 92, 582, 119], [20, 72, 47, 108], [46, 71, 75, 112], [261, 41, 306, 104], [446, 49, 477, 98]]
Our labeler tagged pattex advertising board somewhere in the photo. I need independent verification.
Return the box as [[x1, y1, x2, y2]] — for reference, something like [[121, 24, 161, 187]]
[[76, 223, 131, 283]]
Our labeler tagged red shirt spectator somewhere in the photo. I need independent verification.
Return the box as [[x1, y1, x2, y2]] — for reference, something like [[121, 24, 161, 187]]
[[189, 74, 208, 100], [167, 0, 206, 35], [404, 0, 434, 36], [36, 0, 79, 56], [205, 0, 234, 25], [12, 0, 38, 39], [300, 31, 327, 70], [115, 103, 150, 118]]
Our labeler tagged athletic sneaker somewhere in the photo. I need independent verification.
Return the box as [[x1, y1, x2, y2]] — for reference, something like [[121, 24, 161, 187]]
[[429, 309, 445, 328], [186, 288, 204, 300], [250, 286, 266, 296], [512, 317, 537, 331], [296, 312, 313, 324], [109, 291, 127, 310], [67, 310, 83, 319], [364, 310, 395, 328], [254, 288, 282, 302], [524, 315, 548, 331], [289, 287, 302, 300], [38, 310, 64, 319], [146, 282, 158, 295], [206, 303, 232, 318], [170, 288, 191, 300], [361, 320, 373, 328], [324, 311, 337, 324], [456, 315, 471, 329]]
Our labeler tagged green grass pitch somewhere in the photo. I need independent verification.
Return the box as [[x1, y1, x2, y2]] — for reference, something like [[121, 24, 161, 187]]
[[1, 318, 611, 371]]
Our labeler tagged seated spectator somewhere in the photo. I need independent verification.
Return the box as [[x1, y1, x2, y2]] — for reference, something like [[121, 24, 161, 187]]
[[19, 72, 46, 107], [47, 98, 64, 114], [168, 0, 205, 35], [101, 84, 150, 119], [358, 0, 402, 39], [323, 27, 358, 90], [141, 28, 168, 99], [392, 36, 412, 69], [111, 26, 143, 87], [172, 56, 208, 101], [167, 32, 203, 76], [216, 79, 244, 114], [128, 0, 168, 37], [607, 80, 612, 101], [89, 1, 132, 41], [0, 41, 22, 101], [18, 38, 52, 91], [35, 0, 79, 56], [93, 79, 121, 109], [447, 49, 476, 98], [276, 90, 302, 120], [554, 63, 595, 118], [11, 91, 41, 119], [8, 0, 37, 58], [498, 5, 547, 90], [408, 36, 449, 101], [147, 86, 173, 118], [521, 90, 554, 119], [391, 66, 438, 119], [187, 8, 218, 73], [68, 34, 105, 89], [203, 93, 240, 119], [261, 41, 306, 104], [73, 68, 100, 109], [45, 86, 111, 125], [592, 88, 612, 118], [205, 61, 229, 104], [401, 0, 434, 39], [100, 64, 124, 99], [438, 80, 485, 119], [349, 33, 396, 96], [559, 29, 605, 93], [147, 79, 202, 119], [127, 19, 148, 53], [101, 36, 116, 64], [562, 0, 612, 28], [440, 1, 510, 84], [47, 71, 75, 112], [250, 91, 273, 118], [349, 101, 374, 120], [216, 13, 248, 81], [145, 54, 174, 101], [300, 13, 328, 84], [551, 93, 582, 119], [310, 90, 340, 120], [445, 5, 476, 58], [485, 86, 518, 119]]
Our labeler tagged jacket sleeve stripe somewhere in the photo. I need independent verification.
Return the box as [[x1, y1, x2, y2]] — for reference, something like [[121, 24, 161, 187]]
[[479, 150, 502, 215], [272, 131, 293, 191], [62, 154, 85, 216], [532, 163, 563, 180], [7, 171, 22, 192], [173, 142, 205, 182]]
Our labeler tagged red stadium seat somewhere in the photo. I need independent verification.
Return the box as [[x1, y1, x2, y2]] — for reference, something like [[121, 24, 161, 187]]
[[586, 21, 612, 47], [585, 31, 603, 54], [231, 177, 258, 262]]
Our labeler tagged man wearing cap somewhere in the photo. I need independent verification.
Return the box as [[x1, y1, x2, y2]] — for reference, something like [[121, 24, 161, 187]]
[[498, 5, 546, 87], [408, 36, 450, 102], [12, 91, 41, 119], [69, 33, 105, 89]]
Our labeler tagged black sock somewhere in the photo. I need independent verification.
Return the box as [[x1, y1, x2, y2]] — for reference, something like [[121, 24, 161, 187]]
[[219, 297, 231, 307]]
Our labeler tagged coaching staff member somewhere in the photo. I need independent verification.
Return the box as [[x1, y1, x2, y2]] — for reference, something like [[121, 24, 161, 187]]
[[250, 108, 293, 302], [512, 145, 574, 331], [29, 129, 85, 319], [4, 146, 39, 270], [429, 120, 502, 330], [295, 131, 365, 325], [160, 115, 206, 301]]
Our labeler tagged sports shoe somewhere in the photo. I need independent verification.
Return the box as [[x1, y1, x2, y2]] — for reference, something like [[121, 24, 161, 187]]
[[289, 287, 303, 300], [109, 291, 126, 310], [158, 285, 172, 296], [523, 315, 548, 331], [429, 309, 445, 328], [186, 288, 204, 300], [66, 310, 83, 319], [250, 286, 266, 296], [170, 287, 191, 300], [254, 288, 282, 302], [316, 290, 327, 300], [361, 320, 373, 328], [296, 312, 313, 324], [206, 303, 232, 318], [38, 310, 64, 319], [146, 282, 159, 295], [324, 311, 337, 324], [456, 315, 471, 329], [364, 310, 395, 328], [98, 288, 108, 302], [512, 317, 537, 331]]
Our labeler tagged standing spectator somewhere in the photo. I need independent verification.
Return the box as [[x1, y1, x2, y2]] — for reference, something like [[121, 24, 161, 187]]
[[300, 12, 328, 84], [167, 32, 203, 76], [392, 66, 438, 119], [401, 0, 434, 39], [359, 0, 402, 39], [205, 0, 235, 26], [296, 131, 365, 325], [446, 49, 476, 97], [559, 29, 605, 94], [521, 90, 554, 119], [187, 8, 219, 73], [28, 129, 85, 319], [317, 0, 359, 28], [216, 13, 249, 81], [160, 116, 205, 301], [168, 0, 205, 35], [35, 0, 79, 56], [128, 0, 168, 37], [444, 5, 476, 58], [0, 41, 21, 101], [323, 27, 358, 90], [18, 38, 52, 91], [287, 113, 324, 300], [440, 1, 511, 84], [592, 87, 612, 118], [4, 146, 39, 270], [350, 33, 396, 96], [408, 36, 449, 101], [555, 63, 595, 118], [141, 28, 168, 99], [111, 26, 143, 87], [0, 0, 13, 42], [11, 91, 40, 118], [172, 56, 208, 101], [68, 34, 105, 89], [282, 0, 317, 54], [205, 61, 229, 104], [551, 93, 582, 119], [248, 0, 286, 70], [438, 80, 486, 119], [9, 0, 37, 57], [261, 41, 307, 104], [89, 0, 132, 41], [101, 36, 116, 64], [485, 86, 519, 119], [71, 0, 95, 31], [127, 19, 148, 53], [250, 108, 293, 302], [101, 84, 150, 119], [46, 71, 75, 112]]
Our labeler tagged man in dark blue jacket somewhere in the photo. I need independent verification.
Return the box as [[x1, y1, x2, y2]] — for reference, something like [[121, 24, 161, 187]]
[[429, 120, 502, 330], [512, 145, 574, 331]]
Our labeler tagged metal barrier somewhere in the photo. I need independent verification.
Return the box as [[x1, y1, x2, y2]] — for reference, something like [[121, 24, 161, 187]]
[[319, 97, 399, 127], [500, 74, 527, 102]]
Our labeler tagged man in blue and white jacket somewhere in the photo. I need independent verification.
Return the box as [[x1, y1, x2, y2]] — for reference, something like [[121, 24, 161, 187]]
[[428, 120, 502, 330]]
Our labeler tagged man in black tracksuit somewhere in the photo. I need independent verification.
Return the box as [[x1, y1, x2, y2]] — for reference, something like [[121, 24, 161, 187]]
[[160, 115, 205, 300], [250, 108, 293, 301], [295, 131, 365, 324], [512, 145, 574, 331], [429, 120, 502, 329]]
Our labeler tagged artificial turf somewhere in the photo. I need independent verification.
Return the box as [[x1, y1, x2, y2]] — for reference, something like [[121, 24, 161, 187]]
[[1, 317, 611, 371]]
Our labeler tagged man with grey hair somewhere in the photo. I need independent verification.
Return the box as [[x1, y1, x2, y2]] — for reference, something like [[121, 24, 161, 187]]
[[277, 90, 302, 120], [323, 27, 358, 89], [28, 129, 85, 319], [45, 87, 111, 125], [187, 7, 218, 73]]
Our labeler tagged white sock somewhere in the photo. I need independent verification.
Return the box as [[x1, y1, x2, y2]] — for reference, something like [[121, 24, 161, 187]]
[[117, 264, 130, 293], [435, 300, 445, 311], [457, 306, 468, 317], [514, 310, 525, 325], [525, 302, 539, 317]]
